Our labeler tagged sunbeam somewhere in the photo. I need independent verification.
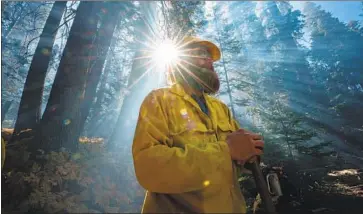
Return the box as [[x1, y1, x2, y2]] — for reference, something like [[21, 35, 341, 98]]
[[151, 40, 181, 68]]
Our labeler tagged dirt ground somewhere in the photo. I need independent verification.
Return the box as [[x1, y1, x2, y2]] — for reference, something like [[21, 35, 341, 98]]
[[244, 165, 363, 214]]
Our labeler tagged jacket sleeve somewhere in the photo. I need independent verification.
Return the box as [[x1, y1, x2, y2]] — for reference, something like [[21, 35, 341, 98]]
[[230, 113, 241, 131], [132, 91, 232, 194]]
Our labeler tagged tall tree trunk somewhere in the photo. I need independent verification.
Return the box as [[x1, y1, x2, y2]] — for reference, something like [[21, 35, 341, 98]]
[[12, 1, 67, 137], [39, 2, 103, 152], [107, 2, 159, 149], [1, 1, 6, 15], [92, 32, 123, 117], [108, 51, 160, 149], [74, 2, 124, 139], [85, 45, 115, 131], [3, 2, 26, 39], [1, 100, 13, 123], [212, 7, 235, 117], [107, 62, 150, 149]]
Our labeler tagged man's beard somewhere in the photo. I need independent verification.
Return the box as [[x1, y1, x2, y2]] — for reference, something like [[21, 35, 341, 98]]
[[182, 65, 220, 95]]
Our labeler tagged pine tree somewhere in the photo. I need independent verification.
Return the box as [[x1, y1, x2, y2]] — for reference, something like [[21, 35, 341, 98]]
[[200, 2, 245, 116], [107, 1, 206, 149], [256, 2, 314, 106], [304, 2, 363, 148], [160, 1, 206, 40], [217, 2, 327, 160], [13, 2, 67, 137], [73, 2, 128, 140], [1, 2, 55, 125], [81, 3, 139, 138], [108, 1, 160, 149], [223, 1, 267, 120], [39, 2, 105, 151]]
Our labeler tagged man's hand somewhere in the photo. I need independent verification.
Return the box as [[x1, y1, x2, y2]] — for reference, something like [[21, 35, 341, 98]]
[[226, 129, 264, 164]]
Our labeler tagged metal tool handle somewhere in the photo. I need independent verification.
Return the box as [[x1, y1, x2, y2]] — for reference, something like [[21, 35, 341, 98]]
[[246, 161, 277, 214], [266, 173, 274, 195], [267, 173, 283, 197]]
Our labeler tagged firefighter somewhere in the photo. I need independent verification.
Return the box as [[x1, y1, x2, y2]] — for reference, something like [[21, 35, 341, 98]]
[[132, 36, 264, 213]]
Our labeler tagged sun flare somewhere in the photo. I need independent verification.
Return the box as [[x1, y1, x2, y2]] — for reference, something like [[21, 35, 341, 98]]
[[152, 40, 180, 67]]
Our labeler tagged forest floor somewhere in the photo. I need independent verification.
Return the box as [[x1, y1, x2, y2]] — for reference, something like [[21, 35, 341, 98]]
[[243, 161, 363, 214], [2, 128, 363, 214]]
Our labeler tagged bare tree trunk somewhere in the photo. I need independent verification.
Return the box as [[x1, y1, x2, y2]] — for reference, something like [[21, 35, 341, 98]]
[[212, 7, 235, 116], [39, 2, 103, 152], [12, 1, 67, 138], [107, 2, 159, 149], [73, 2, 124, 139], [1, 1, 6, 15], [85, 47, 115, 130], [84, 12, 128, 134], [1, 100, 13, 123], [286, 138, 294, 160], [108, 69, 151, 149]]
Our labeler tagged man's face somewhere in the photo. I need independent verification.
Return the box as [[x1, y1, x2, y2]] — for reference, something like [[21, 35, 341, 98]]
[[177, 44, 220, 94], [183, 45, 215, 72]]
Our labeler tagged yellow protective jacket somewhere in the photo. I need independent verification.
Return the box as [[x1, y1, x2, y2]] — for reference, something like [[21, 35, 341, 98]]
[[132, 83, 246, 213]]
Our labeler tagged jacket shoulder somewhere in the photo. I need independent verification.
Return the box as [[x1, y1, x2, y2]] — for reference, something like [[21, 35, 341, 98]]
[[147, 86, 173, 97], [142, 87, 173, 105], [206, 95, 233, 120], [206, 95, 228, 109]]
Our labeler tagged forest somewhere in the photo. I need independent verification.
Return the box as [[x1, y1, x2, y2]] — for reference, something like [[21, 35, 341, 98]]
[[1, 1, 363, 213]]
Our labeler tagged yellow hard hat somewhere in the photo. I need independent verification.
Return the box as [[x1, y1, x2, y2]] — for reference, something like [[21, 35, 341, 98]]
[[181, 36, 221, 62]]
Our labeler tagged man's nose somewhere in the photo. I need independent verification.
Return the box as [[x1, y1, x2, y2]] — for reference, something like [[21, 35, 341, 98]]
[[203, 57, 214, 69]]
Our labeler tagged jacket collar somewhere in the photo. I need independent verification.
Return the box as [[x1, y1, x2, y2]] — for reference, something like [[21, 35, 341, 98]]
[[169, 83, 207, 98], [169, 83, 214, 118], [169, 83, 187, 97]]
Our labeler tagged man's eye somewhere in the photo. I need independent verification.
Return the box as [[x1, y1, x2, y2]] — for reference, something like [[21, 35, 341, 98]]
[[187, 49, 210, 58], [203, 53, 210, 58], [197, 51, 209, 57]]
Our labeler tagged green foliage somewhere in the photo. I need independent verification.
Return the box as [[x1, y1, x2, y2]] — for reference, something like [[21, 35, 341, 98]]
[[159, 1, 205, 40], [247, 92, 333, 162], [304, 2, 363, 147], [212, 1, 361, 163], [296, 141, 335, 157]]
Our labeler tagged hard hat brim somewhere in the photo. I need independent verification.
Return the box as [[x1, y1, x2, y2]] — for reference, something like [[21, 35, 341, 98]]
[[197, 40, 221, 62], [181, 37, 221, 62]]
